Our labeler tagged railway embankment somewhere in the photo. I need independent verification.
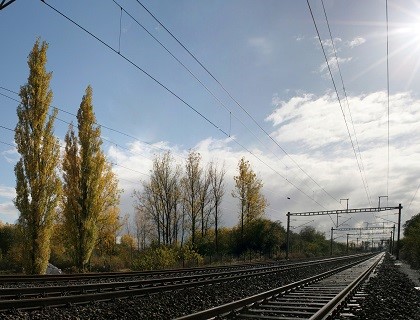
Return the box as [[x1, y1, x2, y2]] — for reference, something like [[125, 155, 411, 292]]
[[349, 254, 420, 320]]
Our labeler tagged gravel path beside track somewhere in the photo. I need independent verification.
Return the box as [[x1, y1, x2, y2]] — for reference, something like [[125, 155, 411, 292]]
[[349, 254, 420, 320], [396, 259, 420, 287]]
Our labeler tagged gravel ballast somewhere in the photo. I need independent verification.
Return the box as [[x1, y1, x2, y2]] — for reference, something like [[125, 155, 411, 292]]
[[351, 254, 420, 320], [3, 254, 418, 319]]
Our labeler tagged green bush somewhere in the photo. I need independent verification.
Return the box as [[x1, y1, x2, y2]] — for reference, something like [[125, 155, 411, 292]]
[[133, 245, 203, 270]]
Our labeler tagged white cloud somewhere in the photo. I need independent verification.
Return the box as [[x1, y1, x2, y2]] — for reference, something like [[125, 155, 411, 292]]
[[94, 90, 420, 237], [266, 91, 420, 150], [347, 37, 366, 48], [319, 56, 352, 73], [2, 147, 18, 164], [321, 37, 342, 48], [0, 185, 15, 199], [313, 36, 365, 75], [0, 202, 16, 214], [265, 90, 420, 227], [248, 37, 272, 56], [0, 202, 18, 224], [2, 90, 417, 239], [319, 37, 343, 56]]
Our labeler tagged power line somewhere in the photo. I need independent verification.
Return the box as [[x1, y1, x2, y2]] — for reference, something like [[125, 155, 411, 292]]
[[0, 123, 301, 220], [306, 0, 372, 207], [39, 0, 328, 209], [0, 140, 15, 148], [40, 0, 229, 138], [407, 183, 420, 212], [0, 0, 17, 10], [2, 87, 307, 211], [0, 85, 180, 159], [320, 0, 372, 202], [111, 1, 318, 197], [0, 123, 152, 181], [111, 162, 150, 178], [0, 124, 14, 132], [131, 0, 341, 206]]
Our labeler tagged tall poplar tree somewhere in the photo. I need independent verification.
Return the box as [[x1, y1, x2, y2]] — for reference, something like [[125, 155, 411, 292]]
[[14, 39, 61, 274], [232, 157, 267, 241], [62, 86, 120, 271], [209, 161, 225, 253], [182, 151, 203, 246]]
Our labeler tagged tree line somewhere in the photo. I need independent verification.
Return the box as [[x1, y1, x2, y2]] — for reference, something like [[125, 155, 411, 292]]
[[401, 213, 420, 268], [6, 39, 275, 274], [2, 39, 367, 274]]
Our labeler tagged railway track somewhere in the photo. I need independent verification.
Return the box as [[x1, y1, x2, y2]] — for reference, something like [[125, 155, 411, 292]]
[[0, 254, 372, 311], [0, 261, 279, 285], [176, 253, 383, 319]]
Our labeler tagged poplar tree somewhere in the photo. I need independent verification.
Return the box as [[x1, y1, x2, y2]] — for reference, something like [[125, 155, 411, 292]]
[[182, 151, 203, 246], [62, 86, 120, 271], [232, 157, 267, 241], [208, 161, 225, 253], [14, 39, 61, 274]]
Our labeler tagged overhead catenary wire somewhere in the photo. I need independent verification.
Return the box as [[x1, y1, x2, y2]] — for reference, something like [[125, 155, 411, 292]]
[[320, 0, 372, 201], [2, 89, 291, 212], [39, 0, 329, 210], [110, 0, 318, 197], [131, 0, 342, 207], [0, 91, 155, 179], [1, 85, 294, 203], [0, 85, 180, 158], [306, 0, 372, 207], [1, 123, 294, 218], [0, 140, 15, 148], [40, 0, 229, 138], [407, 183, 420, 212], [0, 122, 152, 181], [319, 0, 381, 225], [1, 88, 307, 218]]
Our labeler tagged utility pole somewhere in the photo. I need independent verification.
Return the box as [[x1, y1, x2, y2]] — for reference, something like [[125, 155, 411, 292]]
[[330, 227, 334, 256], [396, 204, 402, 260], [286, 212, 290, 259], [346, 234, 349, 254], [392, 224, 395, 254], [339, 198, 349, 226], [388, 236, 392, 253], [378, 195, 388, 208]]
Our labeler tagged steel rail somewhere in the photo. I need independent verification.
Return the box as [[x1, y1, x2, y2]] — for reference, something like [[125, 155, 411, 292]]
[[175, 253, 381, 320], [0, 254, 372, 311], [0, 261, 277, 283], [0, 254, 369, 285], [0, 254, 368, 298], [309, 253, 384, 319]]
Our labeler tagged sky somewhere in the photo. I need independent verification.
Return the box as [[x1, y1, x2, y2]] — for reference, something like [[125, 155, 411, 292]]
[[1, 0, 420, 242]]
